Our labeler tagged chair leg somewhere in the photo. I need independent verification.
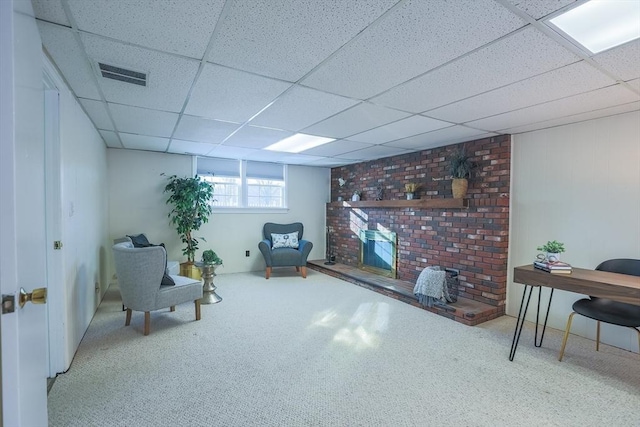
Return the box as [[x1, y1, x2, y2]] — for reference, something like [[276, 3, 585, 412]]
[[558, 312, 576, 361], [170, 306, 175, 312], [596, 320, 601, 351], [265, 267, 271, 279], [195, 299, 201, 321], [144, 312, 150, 336], [125, 308, 132, 326], [301, 266, 307, 278]]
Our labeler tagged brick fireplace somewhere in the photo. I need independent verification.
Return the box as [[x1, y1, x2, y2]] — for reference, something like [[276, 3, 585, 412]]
[[325, 135, 510, 322]]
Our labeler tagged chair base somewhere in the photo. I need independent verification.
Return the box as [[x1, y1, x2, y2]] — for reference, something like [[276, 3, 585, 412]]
[[265, 266, 307, 279], [124, 300, 202, 336]]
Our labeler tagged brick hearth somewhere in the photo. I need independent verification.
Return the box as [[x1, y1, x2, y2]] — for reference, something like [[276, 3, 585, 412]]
[[308, 260, 501, 326], [326, 135, 511, 325]]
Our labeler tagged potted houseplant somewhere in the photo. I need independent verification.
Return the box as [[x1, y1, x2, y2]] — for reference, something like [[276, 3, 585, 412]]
[[404, 183, 420, 200], [537, 240, 566, 261], [351, 190, 361, 201], [449, 148, 473, 199], [163, 174, 214, 279], [199, 249, 223, 304]]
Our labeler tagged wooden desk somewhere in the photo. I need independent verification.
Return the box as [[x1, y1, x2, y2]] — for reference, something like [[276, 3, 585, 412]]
[[509, 264, 640, 361]]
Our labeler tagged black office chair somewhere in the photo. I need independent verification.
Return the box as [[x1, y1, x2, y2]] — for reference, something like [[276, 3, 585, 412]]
[[558, 259, 640, 361]]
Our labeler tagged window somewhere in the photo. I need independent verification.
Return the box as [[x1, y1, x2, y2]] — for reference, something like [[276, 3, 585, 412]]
[[196, 157, 287, 209]]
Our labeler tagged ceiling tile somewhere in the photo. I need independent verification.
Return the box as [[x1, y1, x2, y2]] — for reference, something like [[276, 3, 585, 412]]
[[467, 85, 640, 132], [302, 103, 410, 138], [302, 140, 374, 157], [242, 150, 295, 162], [221, 126, 294, 149], [627, 78, 640, 92], [349, 115, 451, 144], [37, 23, 101, 100], [185, 64, 292, 123], [81, 33, 199, 112], [108, 104, 178, 137], [205, 145, 261, 160], [32, 0, 70, 26], [249, 86, 359, 132], [508, 0, 577, 19], [173, 115, 240, 144], [302, 0, 525, 99], [167, 139, 218, 156], [119, 133, 170, 151], [68, 0, 224, 59], [338, 145, 412, 161], [593, 39, 640, 82], [98, 130, 122, 148], [505, 102, 640, 134], [383, 126, 496, 150], [427, 61, 616, 123], [208, 0, 398, 81], [307, 157, 356, 167], [371, 27, 579, 113], [79, 98, 113, 130]]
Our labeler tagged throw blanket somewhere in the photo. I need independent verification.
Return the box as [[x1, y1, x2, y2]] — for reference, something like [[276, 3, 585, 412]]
[[413, 266, 452, 307]]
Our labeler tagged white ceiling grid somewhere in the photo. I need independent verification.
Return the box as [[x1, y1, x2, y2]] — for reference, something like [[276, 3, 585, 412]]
[[32, 0, 640, 167]]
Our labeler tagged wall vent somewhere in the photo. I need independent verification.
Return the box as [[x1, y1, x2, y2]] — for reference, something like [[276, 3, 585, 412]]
[[98, 63, 146, 86]]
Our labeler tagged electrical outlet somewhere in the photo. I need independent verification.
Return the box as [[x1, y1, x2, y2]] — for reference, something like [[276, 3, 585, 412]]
[[245, 250, 250, 257]]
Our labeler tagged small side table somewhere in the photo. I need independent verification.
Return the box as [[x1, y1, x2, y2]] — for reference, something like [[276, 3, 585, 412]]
[[196, 262, 222, 304]]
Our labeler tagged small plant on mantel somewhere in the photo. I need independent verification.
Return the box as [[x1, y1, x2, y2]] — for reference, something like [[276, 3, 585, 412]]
[[404, 183, 420, 200]]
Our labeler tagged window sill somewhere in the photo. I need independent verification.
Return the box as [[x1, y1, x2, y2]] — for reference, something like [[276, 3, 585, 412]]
[[212, 207, 290, 214]]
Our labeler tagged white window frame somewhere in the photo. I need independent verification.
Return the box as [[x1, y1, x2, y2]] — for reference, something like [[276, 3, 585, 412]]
[[195, 157, 288, 213]]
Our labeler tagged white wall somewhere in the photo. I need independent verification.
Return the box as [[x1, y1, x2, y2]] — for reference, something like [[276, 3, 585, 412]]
[[108, 149, 330, 277], [508, 110, 640, 351], [55, 64, 109, 368]]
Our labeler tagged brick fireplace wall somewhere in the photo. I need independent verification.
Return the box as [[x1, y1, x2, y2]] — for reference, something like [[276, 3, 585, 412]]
[[327, 135, 510, 311]]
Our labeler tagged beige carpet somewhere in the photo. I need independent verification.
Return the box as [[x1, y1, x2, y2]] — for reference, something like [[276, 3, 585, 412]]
[[48, 269, 640, 426]]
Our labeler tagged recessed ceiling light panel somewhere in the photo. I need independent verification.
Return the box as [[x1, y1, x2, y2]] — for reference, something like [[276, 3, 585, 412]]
[[265, 133, 335, 153], [547, 0, 640, 54]]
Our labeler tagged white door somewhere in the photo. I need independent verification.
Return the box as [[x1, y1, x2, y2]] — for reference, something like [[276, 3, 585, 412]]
[[0, 0, 49, 425]]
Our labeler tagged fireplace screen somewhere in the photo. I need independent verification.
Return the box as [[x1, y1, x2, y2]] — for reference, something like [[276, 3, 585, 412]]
[[359, 230, 397, 278]]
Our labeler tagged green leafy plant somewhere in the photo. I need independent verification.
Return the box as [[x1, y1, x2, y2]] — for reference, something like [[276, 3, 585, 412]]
[[449, 148, 474, 179], [537, 240, 566, 254], [201, 249, 223, 265], [163, 174, 214, 263]]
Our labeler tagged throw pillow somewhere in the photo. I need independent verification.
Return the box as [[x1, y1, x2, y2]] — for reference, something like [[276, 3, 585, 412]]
[[271, 232, 299, 249], [127, 234, 151, 247]]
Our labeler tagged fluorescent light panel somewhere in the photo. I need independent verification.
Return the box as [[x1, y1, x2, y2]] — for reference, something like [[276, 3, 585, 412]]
[[265, 133, 335, 153], [548, 0, 640, 54]]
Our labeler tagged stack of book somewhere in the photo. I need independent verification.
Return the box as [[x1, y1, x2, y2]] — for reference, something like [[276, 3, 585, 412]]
[[534, 260, 573, 274]]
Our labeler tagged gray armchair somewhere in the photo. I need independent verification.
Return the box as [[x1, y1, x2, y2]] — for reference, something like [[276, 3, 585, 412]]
[[258, 222, 313, 279], [112, 241, 203, 335]]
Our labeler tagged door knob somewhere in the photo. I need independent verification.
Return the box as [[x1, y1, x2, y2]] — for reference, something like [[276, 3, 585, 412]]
[[18, 287, 47, 308]]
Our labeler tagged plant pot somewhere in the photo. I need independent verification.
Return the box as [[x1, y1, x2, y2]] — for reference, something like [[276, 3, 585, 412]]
[[451, 178, 468, 199], [406, 192, 414, 200], [351, 194, 360, 201], [180, 262, 201, 280], [547, 252, 560, 262]]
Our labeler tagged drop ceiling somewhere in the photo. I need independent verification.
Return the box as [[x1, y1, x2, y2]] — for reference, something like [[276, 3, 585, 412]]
[[32, 0, 640, 167]]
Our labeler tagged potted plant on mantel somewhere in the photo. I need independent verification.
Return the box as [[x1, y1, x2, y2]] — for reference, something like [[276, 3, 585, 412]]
[[163, 174, 214, 279], [449, 148, 473, 199]]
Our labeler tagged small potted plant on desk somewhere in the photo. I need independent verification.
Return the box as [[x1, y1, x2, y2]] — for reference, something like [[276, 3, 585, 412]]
[[198, 249, 223, 304], [537, 240, 566, 262]]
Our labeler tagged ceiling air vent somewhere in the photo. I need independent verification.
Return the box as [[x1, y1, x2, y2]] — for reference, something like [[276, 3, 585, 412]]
[[98, 63, 147, 87]]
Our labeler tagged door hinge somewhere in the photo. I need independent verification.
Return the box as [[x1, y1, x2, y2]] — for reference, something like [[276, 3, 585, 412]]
[[54, 240, 63, 250], [2, 294, 15, 314]]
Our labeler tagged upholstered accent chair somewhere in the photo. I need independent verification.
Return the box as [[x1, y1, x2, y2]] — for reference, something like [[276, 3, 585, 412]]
[[258, 222, 313, 279], [558, 258, 640, 361], [112, 241, 203, 335]]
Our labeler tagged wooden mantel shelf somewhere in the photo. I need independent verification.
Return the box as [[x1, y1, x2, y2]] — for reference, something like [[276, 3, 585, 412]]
[[327, 198, 468, 209]]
